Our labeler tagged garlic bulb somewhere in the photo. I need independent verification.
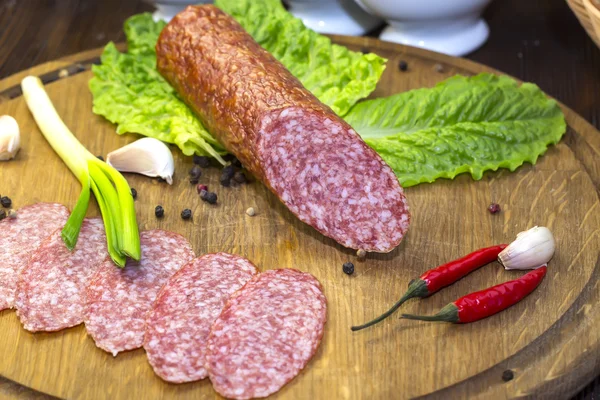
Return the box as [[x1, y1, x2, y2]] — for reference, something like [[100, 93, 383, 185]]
[[106, 138, 174, 184], [499, 226, 555, 270], [0, 115, 21, 160]]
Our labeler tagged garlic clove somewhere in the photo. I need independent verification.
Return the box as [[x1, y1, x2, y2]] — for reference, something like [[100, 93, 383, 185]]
[[106, 137, 175, 184], [0, 115, 21, 161], [498, 226, 556, 270]]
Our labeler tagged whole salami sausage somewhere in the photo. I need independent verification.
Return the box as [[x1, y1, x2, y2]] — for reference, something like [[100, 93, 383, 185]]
[[84, 230, 195, 356], [0, 203, 70, 310], [144, 253, 258, 383], [156, 5, 410, 253], [15, 218, 107, 332], [205, 269, 327, 399]]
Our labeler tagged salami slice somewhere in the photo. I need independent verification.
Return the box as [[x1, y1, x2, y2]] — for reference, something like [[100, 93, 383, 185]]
[[84, 230, 194, 356], [205, 269, 327, 399], [144, 253, 258, 383], [0, 203, 69, 310], [156, 5, 410, 253], [15, 218, 107, 332]]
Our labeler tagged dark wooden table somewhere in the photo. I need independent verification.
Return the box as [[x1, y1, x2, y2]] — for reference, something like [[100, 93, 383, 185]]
[[0, 0, 598, 399]]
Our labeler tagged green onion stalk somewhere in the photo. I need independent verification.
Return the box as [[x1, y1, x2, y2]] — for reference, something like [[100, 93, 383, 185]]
[[21, 76, 140, 267]]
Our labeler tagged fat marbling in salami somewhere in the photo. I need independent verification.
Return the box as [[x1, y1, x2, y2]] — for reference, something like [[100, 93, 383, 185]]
[[144, 253, 258, 383], [84, 230, 194, 356], [156, 5, 410, 253], [205, 269, 327, 399], [0, 203, 69, 310], [16, 217, 107, 332]]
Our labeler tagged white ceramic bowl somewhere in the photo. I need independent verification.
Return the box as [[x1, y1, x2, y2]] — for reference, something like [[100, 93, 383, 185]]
[[148, 0, 212, 22], [354, 0, 493, 56], [285, 0, 382, 36]]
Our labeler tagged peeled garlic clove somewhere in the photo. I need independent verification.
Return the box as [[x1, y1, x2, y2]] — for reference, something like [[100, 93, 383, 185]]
[[499, 226, 556, 270], [106, 137, 174, 184], [0, 115, 21, 161]]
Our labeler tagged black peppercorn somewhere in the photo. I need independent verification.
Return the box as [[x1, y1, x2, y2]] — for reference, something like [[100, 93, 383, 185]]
[[223, 165, 235, 178], [360, 47, 370, 54], [97, 155, 104, 161], [189, 165, 202, 178], [189, 165, 202, 184], [1, 196, 12, 208], [231, 157, 242, 168], [181, 209, 192, 220], [0, 209, 5, 221], [219, 176, 231, 187], [193, 155, 211, 168], [502, 370, 514, 382], [399, 60, 408, 71], [343, 262, 355, 275], [155, 205, 164, 218], [233, 171, 247, 184], [131, 188, 137, 199], [200, 190, 218, 205], [220, 165, 235, 187]]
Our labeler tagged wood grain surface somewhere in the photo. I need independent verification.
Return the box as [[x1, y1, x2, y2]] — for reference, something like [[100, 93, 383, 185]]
[[0, 38, 598, 400]]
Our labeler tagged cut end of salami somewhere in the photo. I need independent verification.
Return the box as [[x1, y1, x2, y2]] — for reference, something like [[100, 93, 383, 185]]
[[144, 253, 258, 383], [0, 203, 69, 310], [156, 5, 410, 255], [16, 217, 107, 332], [261, 107, 410, 253], [206, 269, 327, 400], [84, 230, 195, 356]]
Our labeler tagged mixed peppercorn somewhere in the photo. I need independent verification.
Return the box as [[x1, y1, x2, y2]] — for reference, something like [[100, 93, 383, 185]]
[[1, 196, 12, 208], [502, 370, 514, 382], [219, 165, 236, 187], [150, 154, 251, 220], [488, 203, 501, 214], [200, 190, 218, 205], [343, 262, 355, 275], [193, 155, 211, 168], [191, 155, 247, 207], [0, 195, 14, 220], [181, 209, 192, 220], [189, 165, 202, 184], [196, 184, 208, 194]]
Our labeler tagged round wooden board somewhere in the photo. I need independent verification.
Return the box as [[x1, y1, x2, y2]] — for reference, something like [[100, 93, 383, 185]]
[[0, 36, 599, 400]]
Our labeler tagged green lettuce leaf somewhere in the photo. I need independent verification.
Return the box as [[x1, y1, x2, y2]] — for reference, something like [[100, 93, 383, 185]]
[[89, 2, 385, 160], [89, 16, 226, 160], [344, 74, 566, 187], [90, 5, 566, 187], [215, 0, 386, 116]]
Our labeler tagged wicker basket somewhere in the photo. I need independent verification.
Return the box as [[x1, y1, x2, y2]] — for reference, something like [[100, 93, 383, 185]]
[[567, 0, 600, 47]]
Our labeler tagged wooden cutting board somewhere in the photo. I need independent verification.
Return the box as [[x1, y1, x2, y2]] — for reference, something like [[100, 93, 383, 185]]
[[0, 37, 599, 400]]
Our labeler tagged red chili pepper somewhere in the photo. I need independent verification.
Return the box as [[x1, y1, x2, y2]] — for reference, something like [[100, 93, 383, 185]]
[[351, 244, 507, 331], [401, 265, 547, 323]]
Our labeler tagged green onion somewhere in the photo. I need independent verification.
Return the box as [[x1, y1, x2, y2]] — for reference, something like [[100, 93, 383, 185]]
[[21, 76, 140, 267]]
